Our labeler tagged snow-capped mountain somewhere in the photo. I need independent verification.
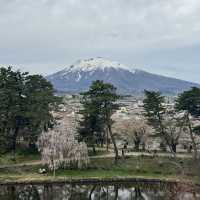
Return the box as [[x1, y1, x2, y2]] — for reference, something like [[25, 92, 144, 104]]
[[47, 58, 199, 94], [61, 57, 134, 73]]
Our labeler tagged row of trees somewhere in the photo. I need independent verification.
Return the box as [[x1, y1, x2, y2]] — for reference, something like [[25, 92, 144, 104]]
[[0, 67, 89, 173], [79, 80, 200, 162], [143, 88, 200, 160], [0, 67, 60, 159], [0, 66, 199, 169]]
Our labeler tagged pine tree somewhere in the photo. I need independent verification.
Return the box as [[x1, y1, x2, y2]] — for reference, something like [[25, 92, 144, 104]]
[[176, 87, 200, 160], [143, 90, 183, 156], [0, 67, 59, 158], [79, 80, 120, 162]]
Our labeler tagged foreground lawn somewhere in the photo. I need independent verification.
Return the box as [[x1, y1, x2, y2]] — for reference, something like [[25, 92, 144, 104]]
[[0, 147, 106, 165], [0, 156, 200, 184], [0, 151, 40, 165]]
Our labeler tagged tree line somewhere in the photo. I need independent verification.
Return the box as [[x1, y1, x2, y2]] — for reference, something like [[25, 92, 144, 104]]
[[0, 67, 60, 159], [0, 67, 199, 168], [143, 88, 200, 160], [78, 81, 200, 162]]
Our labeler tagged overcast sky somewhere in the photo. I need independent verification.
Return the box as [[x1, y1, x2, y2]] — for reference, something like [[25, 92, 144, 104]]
[[0, 0, 200, 83]]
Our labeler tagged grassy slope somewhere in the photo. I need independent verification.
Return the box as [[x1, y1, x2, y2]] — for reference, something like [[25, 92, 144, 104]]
[[0, 155, 200, 184], [0, 151, 40, 165]]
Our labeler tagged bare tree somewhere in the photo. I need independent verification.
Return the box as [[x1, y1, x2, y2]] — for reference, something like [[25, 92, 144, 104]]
[[113, 118, 151, 151], [126, 118, 150, 151]]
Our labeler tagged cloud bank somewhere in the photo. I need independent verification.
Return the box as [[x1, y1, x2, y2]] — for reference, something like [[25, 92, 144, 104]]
[[0, 0, 200, 83]]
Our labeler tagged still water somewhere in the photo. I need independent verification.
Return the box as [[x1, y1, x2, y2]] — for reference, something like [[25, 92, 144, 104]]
[[0, 181, 200, 200]]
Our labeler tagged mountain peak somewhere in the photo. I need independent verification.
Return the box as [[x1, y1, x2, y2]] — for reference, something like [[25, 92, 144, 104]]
[[63, 57, 133, 73], [47, 58, 199, 94]]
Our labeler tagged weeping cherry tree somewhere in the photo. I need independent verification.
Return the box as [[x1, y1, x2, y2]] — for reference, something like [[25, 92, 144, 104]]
[[37, 116, 89, 176]]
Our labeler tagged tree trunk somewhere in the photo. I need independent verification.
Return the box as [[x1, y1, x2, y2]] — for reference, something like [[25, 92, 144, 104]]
[[160, 141, 167, 152], [142, 142, 146, 151], [171, 143, 177, 153], [186, 114, 198, 160], [51, 157, 56, 177], [122, 149, 125, 159], [134, 140, 140, 151], [92, 145, 96, 155], [158, 114, 176, 157], [89, 185, 96, 200], [11, 127, 19, 161], [106, 128, 109, 152], [9, 186, 17, 200], [100, 137, 103, 147], [114, 185, 119, 200], [108, 124, 119, 164], [53, 162, 56, 177], [135, 187, 142, 198]]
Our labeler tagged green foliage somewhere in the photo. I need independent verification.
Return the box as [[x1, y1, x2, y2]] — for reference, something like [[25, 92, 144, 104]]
[[23, 74, 61, 144], [0, 67, 59, 154], [175, 87, 200, 160], [79, 83, 104, 145], [143, 90, 165, 132], [143, 90, 184, 154], [193, 125, 200, 135], [0, 67, 26, 152], [176, 87, 200, 117], [79, 80, 120, 162], [79, 80, 120, 146]]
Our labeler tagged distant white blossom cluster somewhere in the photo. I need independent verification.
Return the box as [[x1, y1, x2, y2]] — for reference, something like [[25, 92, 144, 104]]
[[37, 116, 89, 171]]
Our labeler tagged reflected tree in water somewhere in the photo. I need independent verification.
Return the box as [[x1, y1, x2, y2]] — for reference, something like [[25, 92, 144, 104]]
[[17, 185, 40, 200], [0, 182, 199, 200], [0, 185, 40, 200]]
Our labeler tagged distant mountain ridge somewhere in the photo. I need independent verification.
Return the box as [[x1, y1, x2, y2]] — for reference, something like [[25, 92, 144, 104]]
[[46, 58, 200, 94]]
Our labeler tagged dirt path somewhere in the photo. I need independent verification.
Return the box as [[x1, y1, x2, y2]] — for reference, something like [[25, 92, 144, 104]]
[[0, 160, 42, 169], [91, 151, 193, 159], [0, 152, 193, 169]]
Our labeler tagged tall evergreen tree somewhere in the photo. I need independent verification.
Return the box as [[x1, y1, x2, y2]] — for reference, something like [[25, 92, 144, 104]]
[[98, 81, 120, 162], [78, 95, 104, 153], [24, 74, 59, 147], [176, 87, 200, 160], [0, 67, 59, 158], [143, 90, 182, 155], [79, 80, 120, 162], [0, 67, 27, 155]]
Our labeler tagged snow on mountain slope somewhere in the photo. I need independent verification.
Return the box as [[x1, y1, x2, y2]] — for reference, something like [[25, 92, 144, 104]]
[[62, 57, 135, 74], [47, 58, 199, 94]]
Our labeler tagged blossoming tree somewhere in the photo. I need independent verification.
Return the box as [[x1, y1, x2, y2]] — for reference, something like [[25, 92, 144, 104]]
[[37, 115, 89, 176]]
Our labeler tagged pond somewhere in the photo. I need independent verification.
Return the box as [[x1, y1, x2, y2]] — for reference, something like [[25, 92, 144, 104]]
[[0, 180, 200, 200]]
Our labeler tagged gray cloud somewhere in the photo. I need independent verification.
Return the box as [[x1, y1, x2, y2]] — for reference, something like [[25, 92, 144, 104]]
[[0, 0, 200, 83]]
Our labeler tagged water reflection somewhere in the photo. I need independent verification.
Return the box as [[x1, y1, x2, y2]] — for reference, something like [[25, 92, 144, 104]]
[[0, 181, 199, 200]]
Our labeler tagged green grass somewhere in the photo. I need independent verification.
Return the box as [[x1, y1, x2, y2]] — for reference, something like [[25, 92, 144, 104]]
[[0, 148, 108, 165], [0, 156, 200, 184], [0, 151, 40, 165]]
